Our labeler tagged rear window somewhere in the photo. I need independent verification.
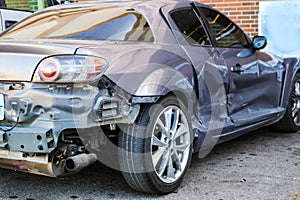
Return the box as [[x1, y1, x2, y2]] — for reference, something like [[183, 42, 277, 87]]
[[0, 6, 154, 42]]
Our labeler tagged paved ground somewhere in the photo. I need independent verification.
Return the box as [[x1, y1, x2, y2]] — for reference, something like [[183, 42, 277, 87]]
[[0, 129, 299, 200]]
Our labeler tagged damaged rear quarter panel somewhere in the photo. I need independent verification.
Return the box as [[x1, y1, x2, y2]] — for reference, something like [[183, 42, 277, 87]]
[[76, 43, 196, 99], [76, 42, 199, 131]]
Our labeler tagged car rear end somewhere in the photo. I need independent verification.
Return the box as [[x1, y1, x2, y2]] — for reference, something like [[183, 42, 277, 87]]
[[0, 2, 158, 177]]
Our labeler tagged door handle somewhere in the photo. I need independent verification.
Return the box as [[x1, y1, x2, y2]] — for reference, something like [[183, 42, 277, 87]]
[[230, 63, 244, 73]]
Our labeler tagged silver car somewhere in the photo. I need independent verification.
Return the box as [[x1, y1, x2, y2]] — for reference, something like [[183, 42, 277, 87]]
[[0, 0, 298, 194]]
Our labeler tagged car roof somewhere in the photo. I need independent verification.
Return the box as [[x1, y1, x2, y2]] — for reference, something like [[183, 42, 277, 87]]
[[40, 0, 206, 25]]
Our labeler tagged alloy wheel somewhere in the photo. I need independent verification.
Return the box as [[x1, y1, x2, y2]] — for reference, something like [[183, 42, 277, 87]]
[[151, 106, 191, 184]]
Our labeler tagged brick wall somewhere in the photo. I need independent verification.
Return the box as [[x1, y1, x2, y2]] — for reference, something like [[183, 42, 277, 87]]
[[6, 0, 30, 10], [200, 0, 259, 37]]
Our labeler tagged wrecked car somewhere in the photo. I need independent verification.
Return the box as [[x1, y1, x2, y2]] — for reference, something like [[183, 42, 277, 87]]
[[0, 0, 299, 195]]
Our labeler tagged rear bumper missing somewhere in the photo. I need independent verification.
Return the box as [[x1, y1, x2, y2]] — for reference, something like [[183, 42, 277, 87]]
[[0, 81, 140, 154]]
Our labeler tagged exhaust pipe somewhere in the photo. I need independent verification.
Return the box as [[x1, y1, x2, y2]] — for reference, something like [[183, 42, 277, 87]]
[[64, 153, 97, 172]]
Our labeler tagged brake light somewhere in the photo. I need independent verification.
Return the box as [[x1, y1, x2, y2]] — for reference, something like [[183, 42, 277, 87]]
[[34, 55, 109, 83], [86, 57, 104, 79]]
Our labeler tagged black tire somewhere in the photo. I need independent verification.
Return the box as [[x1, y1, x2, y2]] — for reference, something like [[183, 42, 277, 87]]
[[274, 73, 300, 132], [118, 95, 193, 194]]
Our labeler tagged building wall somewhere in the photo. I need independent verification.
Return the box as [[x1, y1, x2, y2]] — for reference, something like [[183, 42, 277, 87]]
[[6, 0, 30, 10], [200, 0, 259, 37], [5, 0, 47, 11]]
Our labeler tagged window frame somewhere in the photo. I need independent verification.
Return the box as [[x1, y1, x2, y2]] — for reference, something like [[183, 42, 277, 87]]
[[194, 4, 252, 49], [166, 5, 213, 47]]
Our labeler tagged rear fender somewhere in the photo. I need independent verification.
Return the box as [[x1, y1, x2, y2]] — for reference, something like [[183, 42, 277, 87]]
[[78, 43, 200, 128], [133, 64, 194, 97], [128, 64, 199, 131]]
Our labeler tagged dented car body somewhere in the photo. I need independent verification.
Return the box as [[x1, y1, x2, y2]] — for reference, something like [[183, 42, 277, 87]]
[[0, 0, 299, 194]]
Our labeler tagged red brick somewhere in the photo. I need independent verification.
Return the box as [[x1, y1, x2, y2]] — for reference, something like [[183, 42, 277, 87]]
[[229, 11, 242, 15], [237, 7, 251, 11]]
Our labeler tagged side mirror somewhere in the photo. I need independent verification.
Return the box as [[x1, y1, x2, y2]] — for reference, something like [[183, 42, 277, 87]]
[[252, 36, 267, 50]]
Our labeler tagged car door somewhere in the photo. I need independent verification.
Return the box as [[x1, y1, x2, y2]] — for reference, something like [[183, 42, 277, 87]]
[[162, 3, 235, 135], [197, 5, 285, 128]]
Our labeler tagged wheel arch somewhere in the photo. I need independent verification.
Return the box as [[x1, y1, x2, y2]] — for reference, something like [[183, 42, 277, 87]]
[[130, 68, 199, 131], [281, 57, 300, 109]]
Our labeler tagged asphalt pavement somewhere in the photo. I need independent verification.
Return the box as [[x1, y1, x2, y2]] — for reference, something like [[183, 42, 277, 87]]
[[0, 128, 299, 200]]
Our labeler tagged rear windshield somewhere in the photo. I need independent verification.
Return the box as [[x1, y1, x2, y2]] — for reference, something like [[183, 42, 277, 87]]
[[0, 6, 154, 42]]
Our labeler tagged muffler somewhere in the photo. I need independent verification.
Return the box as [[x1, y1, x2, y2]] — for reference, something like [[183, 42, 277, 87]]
[[64, 153, 97, 172]]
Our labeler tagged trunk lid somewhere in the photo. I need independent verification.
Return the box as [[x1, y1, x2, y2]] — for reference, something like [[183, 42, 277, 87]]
[[0, 40, 89, 81]]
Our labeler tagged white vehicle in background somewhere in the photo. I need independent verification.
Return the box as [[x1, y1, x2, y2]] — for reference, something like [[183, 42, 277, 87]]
[[0, 8, 31, 32]]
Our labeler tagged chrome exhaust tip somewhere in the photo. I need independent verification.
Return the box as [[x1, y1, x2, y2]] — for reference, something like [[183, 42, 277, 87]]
[[64, 153, 97, 172]]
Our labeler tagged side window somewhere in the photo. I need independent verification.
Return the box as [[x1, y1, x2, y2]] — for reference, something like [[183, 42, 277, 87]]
[[170, 8, 211, 46], [200, 7, 249, 48]]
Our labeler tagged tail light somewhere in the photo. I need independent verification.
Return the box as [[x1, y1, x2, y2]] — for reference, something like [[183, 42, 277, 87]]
[[33, 55, 109, 83]]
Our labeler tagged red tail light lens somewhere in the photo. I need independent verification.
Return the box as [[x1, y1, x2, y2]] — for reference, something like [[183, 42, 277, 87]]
[[34, 55, 109, 83], [38, 58, 60, 81]]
